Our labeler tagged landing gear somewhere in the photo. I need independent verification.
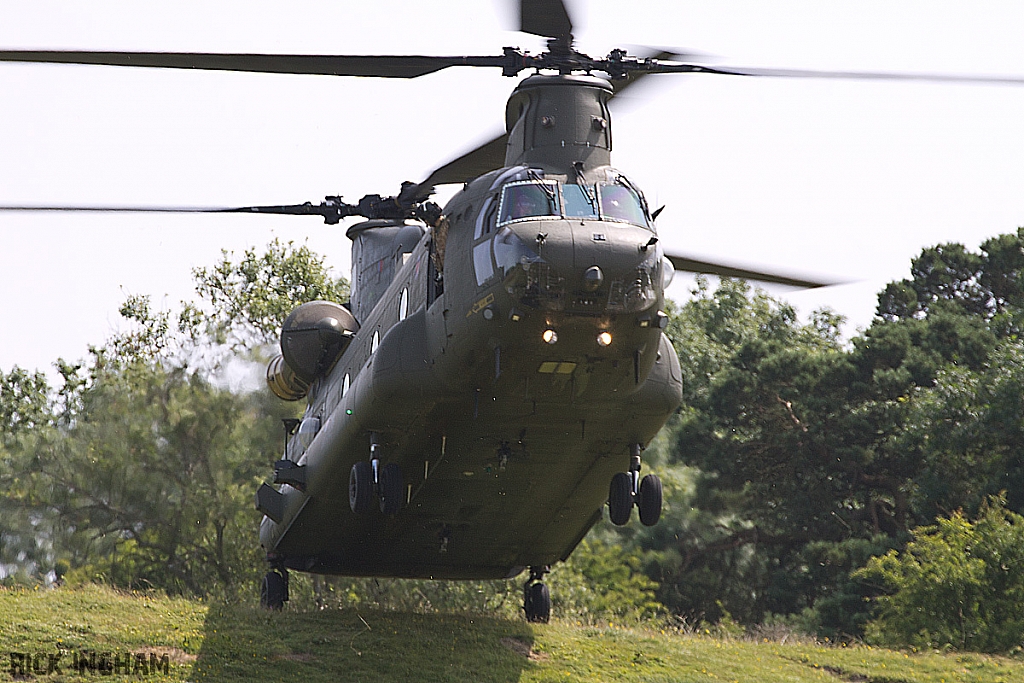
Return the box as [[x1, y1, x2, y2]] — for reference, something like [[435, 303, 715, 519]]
[[260, 567, 288, 610], [349, 460, 374, 513], [349, 433, 405, 515], [608, 443, 662, 527], [523, 566, 551, 623]]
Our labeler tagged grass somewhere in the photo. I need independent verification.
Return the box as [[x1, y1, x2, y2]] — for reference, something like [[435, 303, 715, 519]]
[[1, 584, 1023, 682]]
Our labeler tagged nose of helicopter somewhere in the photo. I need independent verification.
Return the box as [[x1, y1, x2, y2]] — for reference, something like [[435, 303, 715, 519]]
[[499, 219, 665, 318]]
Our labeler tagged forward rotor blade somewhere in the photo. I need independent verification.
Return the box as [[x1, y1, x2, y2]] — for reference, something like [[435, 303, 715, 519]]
[[665, 252, 842, 289], [0, 202, 344, 221], [520, 0, 573, 40], [647, 61, 1024, 87], [0, 50, 506, 78]]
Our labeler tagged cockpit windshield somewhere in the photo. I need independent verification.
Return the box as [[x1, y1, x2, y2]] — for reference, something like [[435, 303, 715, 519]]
[[499, 181, 560, 224], [598, 182, 648, 226], [562, 184, 599, 219], [496, 178, 651, 229]]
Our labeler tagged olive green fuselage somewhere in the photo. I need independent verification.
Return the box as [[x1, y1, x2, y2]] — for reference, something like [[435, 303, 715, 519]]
[[259, 74, 682, 580]]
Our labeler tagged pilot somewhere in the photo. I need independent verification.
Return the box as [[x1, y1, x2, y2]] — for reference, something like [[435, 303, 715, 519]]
[[511, 189, 544, 220]]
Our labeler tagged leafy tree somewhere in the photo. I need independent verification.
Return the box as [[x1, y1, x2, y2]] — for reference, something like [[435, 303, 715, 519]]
[[857, 496, 1024, 653]]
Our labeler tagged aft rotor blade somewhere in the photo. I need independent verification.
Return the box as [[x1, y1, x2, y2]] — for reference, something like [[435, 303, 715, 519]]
[[665, 252, 842, 289], [0, 50, 506, 78], [520, 0, 573, 39], [647, 61, 1024, 87]]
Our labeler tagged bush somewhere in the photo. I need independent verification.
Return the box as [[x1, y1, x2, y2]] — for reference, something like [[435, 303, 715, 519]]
[[856, 496, 1024, 653]]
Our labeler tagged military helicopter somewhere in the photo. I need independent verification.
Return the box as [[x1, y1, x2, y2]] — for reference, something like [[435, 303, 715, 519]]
[[4, 0, 1022, 621]]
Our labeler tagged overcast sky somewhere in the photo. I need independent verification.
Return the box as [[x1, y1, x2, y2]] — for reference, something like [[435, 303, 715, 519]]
[[2, 0, 1023, 380]]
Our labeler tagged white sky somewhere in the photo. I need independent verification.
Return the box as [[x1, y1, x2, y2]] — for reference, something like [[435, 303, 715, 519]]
[[2, 0, 1023, 380]]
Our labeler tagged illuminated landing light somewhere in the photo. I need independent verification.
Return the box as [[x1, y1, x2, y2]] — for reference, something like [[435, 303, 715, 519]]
[[597, 331, 613, 347], [542, 329, 558, 344]]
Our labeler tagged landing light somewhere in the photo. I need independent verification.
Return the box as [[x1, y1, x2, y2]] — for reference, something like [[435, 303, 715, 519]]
[[542, 329, 558, 344], [597, 331, 613, 347]]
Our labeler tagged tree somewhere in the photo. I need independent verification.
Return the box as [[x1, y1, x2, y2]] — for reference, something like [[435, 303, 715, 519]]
[[857, 496, 1024, 653]]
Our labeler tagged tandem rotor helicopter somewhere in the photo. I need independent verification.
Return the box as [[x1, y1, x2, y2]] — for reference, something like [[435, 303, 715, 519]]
[[4, 0, 1024, 621]]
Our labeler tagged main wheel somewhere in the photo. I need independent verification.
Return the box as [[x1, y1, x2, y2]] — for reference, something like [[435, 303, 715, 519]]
[[379, 462, 404, 515], [608, 472, 633, 526], [525, 582, 551, 623], [349, 461, 374, 514], [638, 473, 663, 527], [260, 571, 286, 611]]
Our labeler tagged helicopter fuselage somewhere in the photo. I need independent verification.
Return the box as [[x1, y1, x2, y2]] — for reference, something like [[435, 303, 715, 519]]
[[258, 74, 682, 580]]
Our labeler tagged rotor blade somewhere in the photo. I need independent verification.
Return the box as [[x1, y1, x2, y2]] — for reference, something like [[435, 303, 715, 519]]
[[665, 252, 842, 289], [645, 60, 1024, 87], [0, 202, 345, 221], [520, 0, 572, 39], [0, 50, 507, 78]]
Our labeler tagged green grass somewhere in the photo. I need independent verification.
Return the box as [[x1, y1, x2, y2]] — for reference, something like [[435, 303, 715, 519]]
[[1, 584, 1022, 682]]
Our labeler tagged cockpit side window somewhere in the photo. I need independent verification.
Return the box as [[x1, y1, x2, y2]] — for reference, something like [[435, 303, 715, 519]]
[[498, 181, 560, 225], [598, 182, 649, 227]]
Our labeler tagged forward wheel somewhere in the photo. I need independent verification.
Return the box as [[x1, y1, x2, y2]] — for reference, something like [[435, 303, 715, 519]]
[[524, 582, 551, 623], [379, 462, 404, 515], [349, 460, 374, 513], [260, 570, 286, 610], [608, 472, 633, 526], [638, 474, 663, 526]]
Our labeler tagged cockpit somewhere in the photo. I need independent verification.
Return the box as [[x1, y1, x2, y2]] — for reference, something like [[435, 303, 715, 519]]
[[497, 178, 651, 229]]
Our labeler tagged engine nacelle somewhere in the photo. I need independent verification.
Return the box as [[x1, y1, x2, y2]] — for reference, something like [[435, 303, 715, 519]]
[[266, 354, 310, 401], [266, 300, 360, 401]]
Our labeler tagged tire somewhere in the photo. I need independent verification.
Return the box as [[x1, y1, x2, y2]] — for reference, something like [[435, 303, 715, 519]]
[[349, 460, 374, 514], [260, 571, 286, 611], [608, 472, 633, 526], [379, 462, 404, 515], [638, 474, 663, 527], [525, 582, 551, 623]]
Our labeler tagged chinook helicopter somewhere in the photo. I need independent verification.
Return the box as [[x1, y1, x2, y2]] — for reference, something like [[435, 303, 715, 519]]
[[4, 0, 1022, 621]]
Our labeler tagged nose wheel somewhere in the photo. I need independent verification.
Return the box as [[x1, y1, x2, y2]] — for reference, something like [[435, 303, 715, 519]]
[[608, 443, 662, 526], [523, 566, 551, 623]]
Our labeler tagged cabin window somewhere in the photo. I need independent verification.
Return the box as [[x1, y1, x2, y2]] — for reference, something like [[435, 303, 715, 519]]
[[598, 182, 648, 227], [497, 181, 560, 225], [371, 330, 380, 354], [342, 373, 350, 397], [399, 288, 409, 321]]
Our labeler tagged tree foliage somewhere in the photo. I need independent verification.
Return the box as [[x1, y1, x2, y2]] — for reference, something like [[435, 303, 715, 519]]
[[857, 496, 1024, 653]]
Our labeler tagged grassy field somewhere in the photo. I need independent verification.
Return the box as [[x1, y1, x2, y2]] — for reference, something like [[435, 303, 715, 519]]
[[1, 584, 1022, 682]]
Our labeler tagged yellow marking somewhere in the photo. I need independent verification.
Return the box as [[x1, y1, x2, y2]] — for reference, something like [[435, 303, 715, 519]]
[[466, 292, 495, 317], [538, 361, 577, 374]]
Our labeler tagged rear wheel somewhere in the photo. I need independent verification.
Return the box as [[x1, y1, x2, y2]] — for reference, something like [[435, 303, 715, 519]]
[[524, 582, 551, 623], [260, 571, 286, 610], [638, 474, 663, 526], [608, 472, 633, 526], [349, 461, 374, 513]]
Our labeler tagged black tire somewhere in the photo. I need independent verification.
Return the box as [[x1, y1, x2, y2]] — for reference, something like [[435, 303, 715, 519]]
[[379, 462, 404, 515], [525, 582, 551, 623], [608, 472, 633, 526], [349, 460, 374, 514], [260, 571, 286, 611], [638, 473, 663, 527]]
